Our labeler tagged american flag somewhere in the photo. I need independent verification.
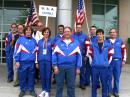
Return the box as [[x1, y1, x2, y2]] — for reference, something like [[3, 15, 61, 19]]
[[25, 2, 39, 26], [74, 0, 85, 32]]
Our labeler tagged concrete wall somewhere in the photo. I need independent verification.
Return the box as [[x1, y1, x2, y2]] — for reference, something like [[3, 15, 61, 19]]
[[119, 0, 130, 63]]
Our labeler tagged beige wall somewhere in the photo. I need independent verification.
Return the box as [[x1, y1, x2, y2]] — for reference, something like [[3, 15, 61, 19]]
[[119, 0, 130, 63]]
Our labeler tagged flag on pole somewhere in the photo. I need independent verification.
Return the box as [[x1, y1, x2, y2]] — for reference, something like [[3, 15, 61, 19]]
[[74, 0, 85, 32], [25, 2, 39, 26]]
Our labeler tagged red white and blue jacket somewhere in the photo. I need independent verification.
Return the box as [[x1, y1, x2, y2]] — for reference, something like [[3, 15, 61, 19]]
[[72, 32, 88, 55], [13, 36, 37, 62], [37, 38, 53, 62], [107, 38, 127, 62], [88, 40, 114, 67], [52, 38, 82, 69]]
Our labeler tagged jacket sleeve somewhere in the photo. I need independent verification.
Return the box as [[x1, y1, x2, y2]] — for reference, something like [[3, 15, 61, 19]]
[[52, 45, 58, 67], [88, 45, 93, 65], [108, 47, 114, 64], [76, 45, 82, 69], [5, 34, 11, 55], [13, 39, 21, 62], [85, 38, 91, 57], [121, 42, 127, 62]]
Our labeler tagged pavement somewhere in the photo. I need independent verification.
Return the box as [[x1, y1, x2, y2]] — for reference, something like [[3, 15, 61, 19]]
[[0, 64, 130, 97]]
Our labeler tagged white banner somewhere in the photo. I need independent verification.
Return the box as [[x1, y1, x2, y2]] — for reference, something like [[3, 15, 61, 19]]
[[39, 5, 57, 17]]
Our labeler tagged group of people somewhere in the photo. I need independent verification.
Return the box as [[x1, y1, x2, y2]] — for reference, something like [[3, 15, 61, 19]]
[[5, 21, 126, 97]]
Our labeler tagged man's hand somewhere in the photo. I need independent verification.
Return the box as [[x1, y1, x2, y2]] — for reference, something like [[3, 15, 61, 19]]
[[36, 63, 39, 69], [76, 68, 80, 75], [15, 62, 20, 68], [53, 66, 59, 75], [122, 61, 126, 67]]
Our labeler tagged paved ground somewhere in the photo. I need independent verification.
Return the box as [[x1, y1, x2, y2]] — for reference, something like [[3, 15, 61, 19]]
[[0, 64, 130, 97]]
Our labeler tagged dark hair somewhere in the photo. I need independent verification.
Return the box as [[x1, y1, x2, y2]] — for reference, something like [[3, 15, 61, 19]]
[[23, 26, 33, 34], [11, 23, 17, 28], [58, 25, 64, 29], [76, 23, 82, 26], [64, 26, 72, 32], [90, 26, 97, 29], [42, 27, 51, 37], [96, 29, 104, 35], [17, 24, 24, 28], [109, 28, 117, 33]]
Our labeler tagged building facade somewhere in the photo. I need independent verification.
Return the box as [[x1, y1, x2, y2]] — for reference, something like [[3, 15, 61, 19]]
[[0, 0, 130, 63]]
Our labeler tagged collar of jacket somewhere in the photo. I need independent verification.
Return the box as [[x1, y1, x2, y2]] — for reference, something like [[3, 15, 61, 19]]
[[75, 31, 82, 35], [61, 37, 74, 43]]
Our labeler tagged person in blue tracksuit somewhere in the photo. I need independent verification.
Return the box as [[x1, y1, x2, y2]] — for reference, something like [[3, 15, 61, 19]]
[[88, 29, 114, 97], [13, 26, 37, 97], [5, 23, 18, 82], [72, 23, 88, 89], [37, 27, 53, 97], [107, 28, 126, 97], [52, 27, 82, 97], [52, 25, 64, 84], [53, 25, 64, 43], [85, 26, 98, 86]]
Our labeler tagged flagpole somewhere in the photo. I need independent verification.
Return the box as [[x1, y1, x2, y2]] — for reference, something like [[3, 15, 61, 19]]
[[46, 16, 48, 27], [83, 0, 90, 37]]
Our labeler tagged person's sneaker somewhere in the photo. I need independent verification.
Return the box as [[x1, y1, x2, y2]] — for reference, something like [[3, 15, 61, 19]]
[[52, 79, 56, 84], [96, 85, 101, 89], [30, 91, 37, 97], [39, 91, 46, 97], [44, 92, 49, 97], [7, 79, 13, 83], [113, 93, 119, 97], [19, 91, 25, 97], [108, 93, 112, 97], [13, 83, 19, 87], [79, 85, 86, 90]]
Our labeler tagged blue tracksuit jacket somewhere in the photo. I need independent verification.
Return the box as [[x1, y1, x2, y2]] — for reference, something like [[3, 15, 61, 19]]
[[52, 38, 82, 69], [72, 32, 88, 55], [13, 36, 37, 62], [37, 38, 53, 62], [89, 40, 114, 67], [106, 38, 126, 62]]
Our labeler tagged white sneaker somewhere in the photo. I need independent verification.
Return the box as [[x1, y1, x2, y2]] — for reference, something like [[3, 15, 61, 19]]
[[44, 92, 49, 97], [39, 91, 46, 97]]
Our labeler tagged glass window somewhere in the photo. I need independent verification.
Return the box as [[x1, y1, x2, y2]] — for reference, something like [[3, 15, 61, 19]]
[[92, 20, 105, 29], [106, 0, 118, 5], [91, 0, 119, 35], [3, 9, 28, 24], [106, 5, 118, 21], [0, 1, 3, 7], [0, 9, 2, 23], [92, 0, 105, 4], [4, 1, 31, 8]]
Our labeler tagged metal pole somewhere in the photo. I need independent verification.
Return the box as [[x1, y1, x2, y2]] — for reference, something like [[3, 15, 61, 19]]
[[45, 16, 48, 27], [83, 0, 90, 37]]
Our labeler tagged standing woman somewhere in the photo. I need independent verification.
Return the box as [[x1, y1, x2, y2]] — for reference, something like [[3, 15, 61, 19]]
[[14, 26, 37, 97], [37, 27, 53, 97]]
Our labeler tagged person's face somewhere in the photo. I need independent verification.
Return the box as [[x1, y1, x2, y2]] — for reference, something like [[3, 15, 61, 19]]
[[97, 32, 104, 41], [25, 28, 32, 37], [90, 27, 96, 35], [58, 27, 64, 34], [109, 29, 117, 39], [37, 22, 43, 31], [76, 24, 82, 33], [43, 29, 50, 38], [63, 28, 72, 39], [11, 24, 17, 33], [18, 25, 24, 34]]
